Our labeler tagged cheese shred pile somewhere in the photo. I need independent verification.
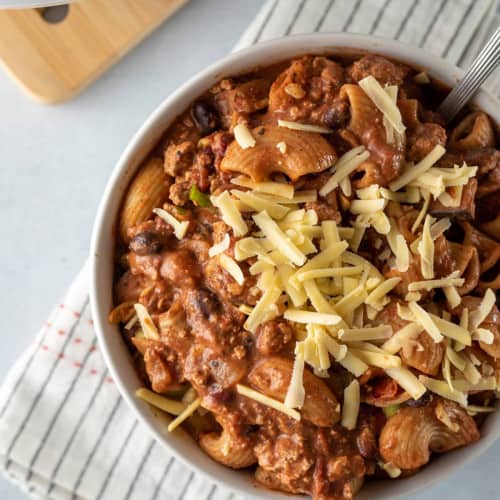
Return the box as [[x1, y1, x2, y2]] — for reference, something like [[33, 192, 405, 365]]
[[139, 75, 495, 449]]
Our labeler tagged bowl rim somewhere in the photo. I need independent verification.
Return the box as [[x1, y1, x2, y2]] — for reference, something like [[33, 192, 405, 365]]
[[90, 32, 500, 500]]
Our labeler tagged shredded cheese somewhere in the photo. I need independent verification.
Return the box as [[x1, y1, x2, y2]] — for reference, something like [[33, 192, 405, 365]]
[[152, 208, 189, 240], [405, 291, 422, 302], [208, 234, 230, 257], [218, 254, 245, 285], [382, 323, 422, 354], [349, 348, 402, 369], [339, 176, 352, 196], [277, 119, 332, 134], [291, 242, 348, 286], [414, 71, 430, 84], [284, 347, 306, 409], [473, 328, 495, 344], [389, 144, 446, 191], [303, 280, 337, 314], [244, 287, 282, 333], [342, 251, 384, 281], [408, 274, 464, 291], [466, 405, 496, 414], [463, 360, 482, 385], [335, 286, 368, 318], [438, 185, 463, 207], [452, 377, 497, 391], [277, 141, 287, 154], [386, 367, 427, 400], [358, 76, 406, 135], [296, 266, 363, 282], [350, 199, 387, 214], [238, 304, 253, 315], [167, 398, 202, 432], [312, 326, 332, 370], [442, 355, 454, 391], [428, 313, 471, 345], [134, 303, 160, 340], [277, 265, 307, 307], [470, 288, 495, 329], [232, 176, 294, 199], [136, 388, 186, 415], [444, 285, 462, 309], [379, 461, 402, 478], [349, 224, 366, 252], [411, 191, 430, 233], [419, 376, 467, 407], [446, 346, 466, 371], [253, 211, 307, 266], [418, 214, 435, 279], [321, 332, 348, 361], [233, 123, 256, 149], [124, 314, 138, 330], [365, 277, 401, 309], [284, 309, 342, 325], [259, 190, 318, 204], [380, 186, 420, 203], [212, 191, 248, 236], [339, 325, 392, 342], [236, 384, 301, 420], [320, 148, 371, 196], [341, 380, 360, 430], [387, 223, 410, 272], [382, 85, 399, 144], [408, 301, 443, 343], [232, 190, 290, 219]]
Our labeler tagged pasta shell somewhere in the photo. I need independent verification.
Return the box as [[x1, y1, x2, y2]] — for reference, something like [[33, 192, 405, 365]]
[[119, 157, 170, 243], [399, 332, 445, 376], [449, 111, 495, 150], [379, 398, 479, 469], [108, 301, 135, 324], [462, 222, 500, 273], [248, 357, 340, 427], [219, 125, 337, 182], [398, 99, 420, 129], [480, 214, 500, 241], [448, 242, 479, 295], [456, 296, 500, 358], [340, 84, 381, 139], [340, 84, 404, 187], [199, 417, 256, 469]]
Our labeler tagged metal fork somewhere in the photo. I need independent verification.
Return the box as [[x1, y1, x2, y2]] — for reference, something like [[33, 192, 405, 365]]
[[437, 26, 500, 123]]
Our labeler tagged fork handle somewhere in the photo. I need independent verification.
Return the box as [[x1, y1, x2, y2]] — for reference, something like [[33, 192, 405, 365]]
[[437, 26, 500, 123]]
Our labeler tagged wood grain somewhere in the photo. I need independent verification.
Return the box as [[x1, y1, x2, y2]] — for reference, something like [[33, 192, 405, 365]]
[[0, 0, 187, 104]]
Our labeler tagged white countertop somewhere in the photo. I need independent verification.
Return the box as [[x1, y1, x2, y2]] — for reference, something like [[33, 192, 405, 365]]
[[0, 0, 499, 498]]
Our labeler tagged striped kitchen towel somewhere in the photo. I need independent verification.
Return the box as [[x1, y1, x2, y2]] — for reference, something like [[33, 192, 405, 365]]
[[0, 1, 498, 499]]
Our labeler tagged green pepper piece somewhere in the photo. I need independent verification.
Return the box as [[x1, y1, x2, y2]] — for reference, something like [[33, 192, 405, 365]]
[[189, 184, 212, 207], [383, 404, 400, 418]]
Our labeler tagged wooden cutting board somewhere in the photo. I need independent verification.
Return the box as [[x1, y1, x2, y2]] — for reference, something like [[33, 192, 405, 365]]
[[0, 0, 187, 104]]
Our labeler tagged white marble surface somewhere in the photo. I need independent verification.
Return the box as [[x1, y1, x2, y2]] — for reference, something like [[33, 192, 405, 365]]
[[0, 0, 499, 498]]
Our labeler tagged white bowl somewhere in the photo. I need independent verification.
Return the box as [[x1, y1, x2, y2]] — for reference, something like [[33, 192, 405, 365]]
[[90, 33, 500, 499]]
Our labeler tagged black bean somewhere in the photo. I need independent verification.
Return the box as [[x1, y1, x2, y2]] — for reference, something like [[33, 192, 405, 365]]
[[191, 101, 219, 136], [323, 99, 350, 128], [208, 384, 233, 404], [244, 424, 260, 436], [130, 231, 162, 255], [191, 288, 221, 318], [405, 391, 432, 408]]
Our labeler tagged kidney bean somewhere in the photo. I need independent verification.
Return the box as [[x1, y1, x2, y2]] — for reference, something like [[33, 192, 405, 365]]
[[191, 101, 219, 136], [130, 231, 162, 255]]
